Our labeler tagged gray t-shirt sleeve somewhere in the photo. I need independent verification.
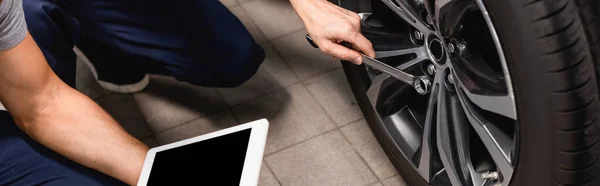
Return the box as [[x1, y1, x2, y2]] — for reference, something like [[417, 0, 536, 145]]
[[0, 0, 27, 51]]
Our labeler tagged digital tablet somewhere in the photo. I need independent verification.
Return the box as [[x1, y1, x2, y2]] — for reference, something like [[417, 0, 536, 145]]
[[137, 119, 269, 186]]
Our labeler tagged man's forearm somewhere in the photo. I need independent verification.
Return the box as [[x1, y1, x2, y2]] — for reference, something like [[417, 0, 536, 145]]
[[0, 33, 148, 186], [22, 80, 148, 185], [19, 81, 149, 185]]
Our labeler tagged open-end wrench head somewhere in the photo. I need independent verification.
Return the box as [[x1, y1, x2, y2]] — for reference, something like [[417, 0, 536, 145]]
[[413, 76, 431, 95]]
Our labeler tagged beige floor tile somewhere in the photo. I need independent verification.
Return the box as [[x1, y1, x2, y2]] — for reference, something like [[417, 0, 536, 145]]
[[142, 136, 159, 148], [242, 0, 304, 39], [96, 94, 152, 139], [218, 55, 298, 106], [265, 130, 378, 186], [76, 58, 111, 100], [382, 175, 408, 186], [220, 0, 238, 7], [272, 31, 341, 80], [232, 84, 336, 154], [155, 110, 239, 144], [370, 182, 383, 186], [237, 0, 254, 4], [260, 42, 279, 58], [259, 162, 281, 186], [229, 6, 268, 43], [341, 120, 398, 180], [133, 75, 227, 133], [305, 69, 363, 126]]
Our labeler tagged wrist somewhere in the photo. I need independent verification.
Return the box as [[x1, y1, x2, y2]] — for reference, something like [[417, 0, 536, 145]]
[[290, 0, 320, 22]]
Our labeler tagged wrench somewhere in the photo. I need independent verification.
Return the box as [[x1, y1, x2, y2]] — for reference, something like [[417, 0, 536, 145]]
[[305, 34, 431, 95]]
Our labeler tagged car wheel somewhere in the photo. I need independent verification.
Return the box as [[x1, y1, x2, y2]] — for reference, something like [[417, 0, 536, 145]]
[[332, 0, 600, 185]]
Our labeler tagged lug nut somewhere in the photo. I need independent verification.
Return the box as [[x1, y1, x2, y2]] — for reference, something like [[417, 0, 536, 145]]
[[447, 43, 455, 53], [482, 171, 500, 180], [426, 16, 433, 25], [457, 43, 466, 53], [414, 31, 424, 40], [426, 64, 436, 75], [447, 74, 455, 85]]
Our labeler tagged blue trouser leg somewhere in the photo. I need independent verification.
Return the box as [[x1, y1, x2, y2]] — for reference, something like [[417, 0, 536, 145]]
[[57, 0, 265, 87], [0, 111, 125, 185], [23, 0, 79, 87], [4, 0, 263, 184]]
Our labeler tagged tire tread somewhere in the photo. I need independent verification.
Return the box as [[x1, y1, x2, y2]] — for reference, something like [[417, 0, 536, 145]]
[[525, 0, 600, 185]]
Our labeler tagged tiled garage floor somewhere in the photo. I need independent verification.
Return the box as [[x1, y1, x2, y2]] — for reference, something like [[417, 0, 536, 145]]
[[76, 0, 408, 185]]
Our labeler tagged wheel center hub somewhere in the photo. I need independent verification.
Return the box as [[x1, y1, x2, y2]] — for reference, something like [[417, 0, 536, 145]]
[[428, 38, 445, 63]]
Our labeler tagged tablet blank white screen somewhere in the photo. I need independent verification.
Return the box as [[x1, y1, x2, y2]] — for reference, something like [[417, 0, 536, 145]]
[[146, 128, 252, 185]]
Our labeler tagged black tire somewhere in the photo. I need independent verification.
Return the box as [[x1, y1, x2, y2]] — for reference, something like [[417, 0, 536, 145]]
[[334, 0, 600, 185]]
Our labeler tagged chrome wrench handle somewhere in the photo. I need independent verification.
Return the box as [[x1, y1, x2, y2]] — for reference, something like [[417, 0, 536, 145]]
[[362, 55, 431, 95], [305, 34, 431, 95]]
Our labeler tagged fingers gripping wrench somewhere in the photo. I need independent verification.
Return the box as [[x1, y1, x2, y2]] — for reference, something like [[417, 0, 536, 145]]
[[305, 34, 431, 95]]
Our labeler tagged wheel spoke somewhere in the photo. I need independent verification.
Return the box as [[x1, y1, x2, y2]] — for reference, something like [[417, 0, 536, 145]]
[[435, 84, 461, 186], [459, 86, 515, 120], [451, 55, 516, 119], [425, 0, 478, 37], [376, 46, 427, 59], [415, 73, 443, 182], [436, 86, 486, 186], [366, 46, 429, 106], [453, 74, 516, 119], [380, 0, 431, 33], [455, 85, 514, 184]]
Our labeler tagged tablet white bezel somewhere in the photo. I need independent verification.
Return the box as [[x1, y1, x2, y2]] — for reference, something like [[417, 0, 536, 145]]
[[137, 118, 269, 186]]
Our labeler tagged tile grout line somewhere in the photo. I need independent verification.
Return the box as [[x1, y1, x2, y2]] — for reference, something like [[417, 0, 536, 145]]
[[220, 2, 307, 109], [382, 173, 400, 181], [232, 0, 303, 94], [263, 127, 339, 157], [300, 80, 338, 126], [229, 64, 342, 109], [237, 2, 271, 43], [92, 92, 114, 102], [301, 66, 353, 128], [265, 43, 302, 84], [266, 27, 307, 43], [266, 41, 303, 85], [266, 30, 331, 83], [368, 180, 382, 186], [340, 117, 366, 128], [225, 67, 337, 110], [224, 82, 288, 109], [213, 87, 242, 124], [339, 122, 383, 183], [142, 135, 159, 147], [262, 160, 284, 186], [228, 107, 242, 124], [236, 0, 305, 43], [139, 133, 154, 141], [152, 107, 232, 137], [301, 66, 344, 82]]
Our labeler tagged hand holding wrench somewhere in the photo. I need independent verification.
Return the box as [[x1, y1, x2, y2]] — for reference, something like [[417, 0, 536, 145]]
[[306, 34, 431, 95]]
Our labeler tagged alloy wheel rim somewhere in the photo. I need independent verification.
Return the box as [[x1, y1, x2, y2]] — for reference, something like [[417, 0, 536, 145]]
[[361, 0, 517, 185]]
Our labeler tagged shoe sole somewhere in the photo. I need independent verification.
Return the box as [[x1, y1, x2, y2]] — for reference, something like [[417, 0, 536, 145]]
[[74, 47, 150, 94]]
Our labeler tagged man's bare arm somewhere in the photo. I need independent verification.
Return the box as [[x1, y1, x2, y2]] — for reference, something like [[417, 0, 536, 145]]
[[0, 33, 148, 185]]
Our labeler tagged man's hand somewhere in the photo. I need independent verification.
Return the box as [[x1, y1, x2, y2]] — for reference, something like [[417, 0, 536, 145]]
[[291, 0, 375, 64]]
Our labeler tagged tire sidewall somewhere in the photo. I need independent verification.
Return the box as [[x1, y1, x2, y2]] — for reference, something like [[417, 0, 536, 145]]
[[484, 0, 582, 185]]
